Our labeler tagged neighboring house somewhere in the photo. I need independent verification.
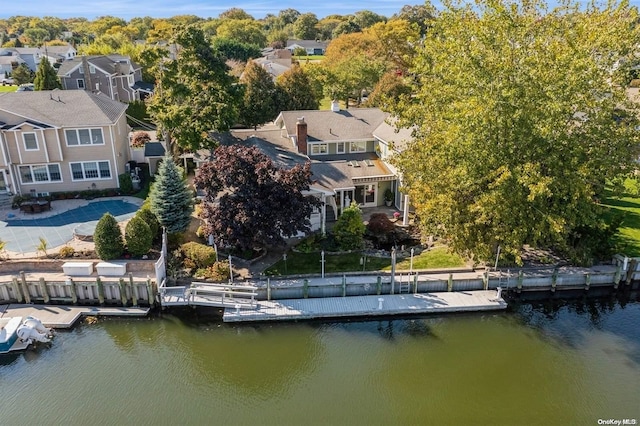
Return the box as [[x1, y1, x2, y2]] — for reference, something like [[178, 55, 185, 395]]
[[248, 49, 293, 80], [286, 40, 328, 55], [57, 55, 153, 103], [42, 44, 77, 67], [0, 90, 131, 196], [0, 55, 26, 79], [6, 48, 42, 72]]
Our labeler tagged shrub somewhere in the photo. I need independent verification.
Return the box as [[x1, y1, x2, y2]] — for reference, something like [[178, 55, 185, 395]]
[[94, 213, 124, 260], [58, 245, 75, 258], [131, 131, 151, 148], [195, 261, 230, 281], [125, 216, 153, 256], [119, 173, 134, 194], [367, 213, 395, 238], [136, 204, 160, 238], [180, 241, 216, 269], [333, 202, 365, 250]]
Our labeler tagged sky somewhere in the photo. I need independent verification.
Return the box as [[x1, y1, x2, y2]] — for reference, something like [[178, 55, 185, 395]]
[[0, 1, 416, 20]]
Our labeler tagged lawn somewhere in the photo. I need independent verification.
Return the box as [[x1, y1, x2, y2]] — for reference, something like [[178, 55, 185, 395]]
[[601, 178, 640, 257], [264, 246, 466, 276], [0, 85, 17, 93]]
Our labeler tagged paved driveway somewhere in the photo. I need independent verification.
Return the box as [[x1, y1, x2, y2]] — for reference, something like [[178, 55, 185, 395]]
[[0, 198, 141, 254]]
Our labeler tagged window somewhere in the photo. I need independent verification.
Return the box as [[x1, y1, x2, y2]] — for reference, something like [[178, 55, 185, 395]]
[[23, 133, 38, 151], [79, 66, 84, 74], [89, 65, 95, 74], [65, 128, 104, 146], [336, 142, 345, 154], [128, 74, 134, 86], [19, 164, 62, 184], [70, 161, 111, 180], [350, 141, 366, 153], [310, 143, 328, 155], [77, 79, 85, 89]]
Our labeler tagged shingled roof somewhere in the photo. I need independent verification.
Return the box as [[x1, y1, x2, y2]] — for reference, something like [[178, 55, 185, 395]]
[[276, 108, 389, 142], [57, 55, 141, 77], [0, 90, 127, 127]]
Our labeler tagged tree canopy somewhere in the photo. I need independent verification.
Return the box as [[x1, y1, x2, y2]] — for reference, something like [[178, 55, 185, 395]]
[[238, 61, 278, 129], [194, 145, 320, 251], [147, 25, 242, 153], [390, 0, 640, 265]]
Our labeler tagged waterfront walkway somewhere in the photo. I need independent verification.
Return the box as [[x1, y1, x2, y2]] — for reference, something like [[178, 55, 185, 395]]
[[0, 304, 150, 328], [222, 290, 506, 323]]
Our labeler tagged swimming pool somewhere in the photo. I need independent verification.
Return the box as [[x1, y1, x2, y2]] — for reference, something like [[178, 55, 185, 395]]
[[0, 199, 140, 254]]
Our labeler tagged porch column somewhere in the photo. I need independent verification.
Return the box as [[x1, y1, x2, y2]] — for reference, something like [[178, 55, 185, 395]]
[[321, 197, 327, 236], [402, 194, 410, 226]]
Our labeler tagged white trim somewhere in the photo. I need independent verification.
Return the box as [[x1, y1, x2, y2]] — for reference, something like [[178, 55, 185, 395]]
[[39, 129, 49, 162], [0, 131, 10, 166], [69, 160, 112, 181], [55, 128, 63, 160], [309, 142, 328, 155], [14, 134, 23, 164], [336, 141, 345, 154], [109, 125, 119, 184], [349, 141, 367, 153], [64, 128, 105, 146], [18, 163, 62, 185], [22, 132, 38, 151]]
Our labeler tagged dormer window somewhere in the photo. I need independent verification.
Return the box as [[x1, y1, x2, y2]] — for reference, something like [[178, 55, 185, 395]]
[[89, 65, 95, 73]]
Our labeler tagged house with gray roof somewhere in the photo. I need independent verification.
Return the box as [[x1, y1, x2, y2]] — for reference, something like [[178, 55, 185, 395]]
[[193, 104, 411, 233], [42, 44, 77, 67], [57, 55, 153, 103], [5, 48, 42, 72], [286, 40, 328, 55], [0, 90, 131, 196], [0, 55, 26, 80]]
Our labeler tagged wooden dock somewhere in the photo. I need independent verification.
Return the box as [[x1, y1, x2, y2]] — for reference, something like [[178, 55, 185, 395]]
[[222, 290, 507, 323], [0, 304, 150, 329]]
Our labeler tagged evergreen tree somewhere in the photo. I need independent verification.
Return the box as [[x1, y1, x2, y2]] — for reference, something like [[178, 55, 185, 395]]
[[276, 65, 320, 111], [332, 202, 365, 250], [94, 213, 124, 260], [34, 58, 61, 90], [149, 156, 193, 234], [125, 215, 153, 256], [12, 64, 32, 85], [239, 61, 278, 129], [147, 25, 242, 153]]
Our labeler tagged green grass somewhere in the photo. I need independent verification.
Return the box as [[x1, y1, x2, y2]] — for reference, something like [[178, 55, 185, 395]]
[[382, 247, 466, 271], [601, 178, 640, 257], [264, 246, 467, 276], [294, 55, 325, 62], [0, 86, 17, 92]]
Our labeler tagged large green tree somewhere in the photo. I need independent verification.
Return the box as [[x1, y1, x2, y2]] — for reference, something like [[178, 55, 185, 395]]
[[390, 0, 640, 265], [239, 61, 278, 129], [149, 156, 194, 234], [147, 25, 242, 153], [33, 58, 61, 90], [276, 64, 320, 111]]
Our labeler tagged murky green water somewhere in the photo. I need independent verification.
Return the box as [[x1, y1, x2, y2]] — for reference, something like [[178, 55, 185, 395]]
[[1, 294, 639, 425]]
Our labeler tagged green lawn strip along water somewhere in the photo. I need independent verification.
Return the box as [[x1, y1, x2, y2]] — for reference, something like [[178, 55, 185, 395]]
[[601, 179, 640, 257], [265, 246, 465, 276]]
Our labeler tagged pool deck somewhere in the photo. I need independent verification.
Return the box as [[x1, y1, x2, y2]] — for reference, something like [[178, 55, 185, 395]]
[[222, 290, 507, 323], [0, 196, 142, 255], [0, 304, 150, 328]]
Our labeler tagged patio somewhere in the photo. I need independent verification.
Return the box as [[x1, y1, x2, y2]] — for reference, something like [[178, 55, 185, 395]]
[[0, 197, 142, 255]]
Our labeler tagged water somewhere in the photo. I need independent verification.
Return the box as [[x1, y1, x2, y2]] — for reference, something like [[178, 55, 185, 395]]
[[1, 295, 639, 425]]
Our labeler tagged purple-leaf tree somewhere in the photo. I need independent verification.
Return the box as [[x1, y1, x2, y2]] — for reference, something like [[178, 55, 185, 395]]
[[195, 145, 321, 251]]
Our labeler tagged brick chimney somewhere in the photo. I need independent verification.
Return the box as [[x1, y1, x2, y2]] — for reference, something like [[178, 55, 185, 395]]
[[296, 117, 308, 155]]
